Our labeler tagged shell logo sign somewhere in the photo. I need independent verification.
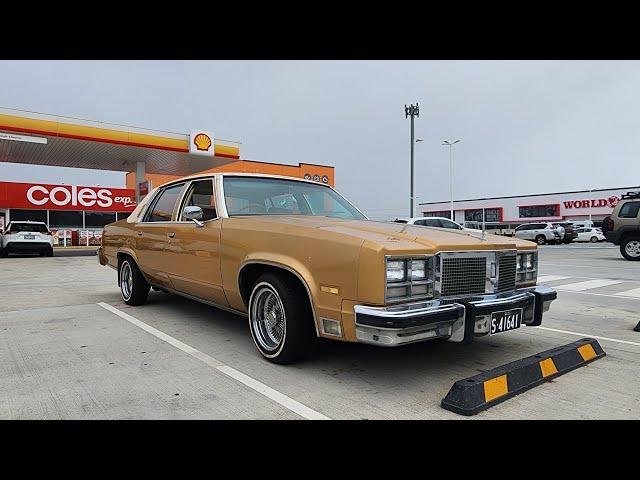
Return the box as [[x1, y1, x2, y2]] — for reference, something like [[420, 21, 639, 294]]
[[190, 130, 214, 156]]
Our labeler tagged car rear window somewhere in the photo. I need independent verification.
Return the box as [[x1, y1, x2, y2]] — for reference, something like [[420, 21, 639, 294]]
[[7, 223, 49, 233]]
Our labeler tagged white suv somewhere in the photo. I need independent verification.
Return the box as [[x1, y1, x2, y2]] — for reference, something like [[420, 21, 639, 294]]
[[1, 221, 54, 257], [514, 222, 562, 245]]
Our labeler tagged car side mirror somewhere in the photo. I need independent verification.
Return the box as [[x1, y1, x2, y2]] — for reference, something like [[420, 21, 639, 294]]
[[183, 206, 204, 227]]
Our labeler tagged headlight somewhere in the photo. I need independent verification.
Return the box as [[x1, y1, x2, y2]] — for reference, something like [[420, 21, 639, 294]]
[[516, 251, 537, 285], [411, 259, 427, 280], [386, 260, 406, 282], [385, 257, 434, 302]]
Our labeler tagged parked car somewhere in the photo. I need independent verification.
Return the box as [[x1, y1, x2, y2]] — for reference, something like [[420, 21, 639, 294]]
[[514, 222, 562, 245], [552, 222, 578, 244], [0, 221, 54, 257], [574, 227, 605, 243], [99, 173, 556, 363], [567, 220, 595, 230], [602, 191, 640, 260], [395, 216, 481, 233]]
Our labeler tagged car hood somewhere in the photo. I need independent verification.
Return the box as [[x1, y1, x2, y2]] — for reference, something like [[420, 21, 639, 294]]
[[236, 215, 535, 251]]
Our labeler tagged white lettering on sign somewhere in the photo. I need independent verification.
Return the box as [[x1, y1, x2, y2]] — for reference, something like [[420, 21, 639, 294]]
[[25, 185, 135, 209]]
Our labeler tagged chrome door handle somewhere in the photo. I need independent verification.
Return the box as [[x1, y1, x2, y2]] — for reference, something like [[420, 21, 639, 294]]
[[168, 232, 175, 238]]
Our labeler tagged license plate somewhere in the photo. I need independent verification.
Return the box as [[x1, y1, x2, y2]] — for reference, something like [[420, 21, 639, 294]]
[[23, 234, 36, 239], [490, 308, 523, 335]]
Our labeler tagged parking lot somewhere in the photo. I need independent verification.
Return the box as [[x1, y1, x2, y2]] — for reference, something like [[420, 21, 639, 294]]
[[1, 243, 638, 419]]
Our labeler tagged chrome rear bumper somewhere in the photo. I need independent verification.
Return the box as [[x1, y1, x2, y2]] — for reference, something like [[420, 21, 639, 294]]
[[354, 285, 556, 346]]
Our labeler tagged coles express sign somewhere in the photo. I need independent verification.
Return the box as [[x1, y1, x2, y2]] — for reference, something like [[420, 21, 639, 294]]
[[1, 182, 136, 212]]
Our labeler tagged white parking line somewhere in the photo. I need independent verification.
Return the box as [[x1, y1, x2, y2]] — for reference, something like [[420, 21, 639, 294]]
[[557, 279, 625, 291], [536, 326, 640, 347], [614, 287, 640, 298], [537, 275, 572, 283], [97, 302, 330, 420]]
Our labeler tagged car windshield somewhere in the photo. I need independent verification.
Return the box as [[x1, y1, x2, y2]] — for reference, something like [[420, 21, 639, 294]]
[[7, 223, 48, 233], [223, 177, 367, 220]]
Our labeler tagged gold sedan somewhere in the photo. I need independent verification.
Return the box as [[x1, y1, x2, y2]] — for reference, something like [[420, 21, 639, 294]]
[[99, 173, 556, 363]]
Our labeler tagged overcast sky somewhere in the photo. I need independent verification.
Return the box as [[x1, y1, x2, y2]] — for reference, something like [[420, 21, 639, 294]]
[[1, 60, 639, 220]]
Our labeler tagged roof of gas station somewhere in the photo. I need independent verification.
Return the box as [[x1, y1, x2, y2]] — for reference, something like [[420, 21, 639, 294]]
[[0, 107, 241, 176]]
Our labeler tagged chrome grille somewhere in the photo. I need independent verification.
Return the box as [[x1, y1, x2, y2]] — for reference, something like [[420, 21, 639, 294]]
[[497, 254, 517, 292], [441, 257, 486, 297]]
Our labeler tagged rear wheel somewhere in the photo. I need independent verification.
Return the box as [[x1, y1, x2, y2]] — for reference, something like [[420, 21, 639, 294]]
[[535, 235, 547, 245], [119, 257, 150, 305], [621, 238, 640, 261], [248, 273, 314, 364]]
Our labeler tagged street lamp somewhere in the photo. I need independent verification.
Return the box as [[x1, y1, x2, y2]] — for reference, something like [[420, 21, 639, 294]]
[[405, 103, 420, 217], [442, 139, 461, 220]]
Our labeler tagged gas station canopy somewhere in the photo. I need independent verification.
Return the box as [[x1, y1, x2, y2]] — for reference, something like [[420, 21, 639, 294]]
[[0, 107, 241, 176]]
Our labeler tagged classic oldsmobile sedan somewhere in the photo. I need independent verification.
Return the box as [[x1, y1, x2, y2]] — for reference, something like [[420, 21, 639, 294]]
[[99, 173, 556, 363]]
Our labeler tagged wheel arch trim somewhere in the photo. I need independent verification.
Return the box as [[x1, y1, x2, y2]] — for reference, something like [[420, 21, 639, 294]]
[[238, 259, 320, 337]]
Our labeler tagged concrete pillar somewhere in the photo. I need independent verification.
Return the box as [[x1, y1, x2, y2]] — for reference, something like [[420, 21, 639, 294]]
[[135, 161, 146, 202]]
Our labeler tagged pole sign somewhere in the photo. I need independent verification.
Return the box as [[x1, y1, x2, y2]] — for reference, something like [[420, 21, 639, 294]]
[[138, 180, 149, 198], [0, 181, 136, 212]]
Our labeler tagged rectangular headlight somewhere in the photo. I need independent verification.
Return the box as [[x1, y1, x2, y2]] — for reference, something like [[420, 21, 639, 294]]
[[516, 251, 537, 284], [386, 260, 406, 282], [411, 259, 427, 280]]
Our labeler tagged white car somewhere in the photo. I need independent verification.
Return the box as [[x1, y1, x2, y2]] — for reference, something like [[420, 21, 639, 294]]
[[574, 227, 606, 243], [394, 216, 482, 233], [514, 222, 562, 245], [1, 221, 54, 257]]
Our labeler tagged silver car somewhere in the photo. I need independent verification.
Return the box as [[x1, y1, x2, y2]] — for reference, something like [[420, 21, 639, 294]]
[[514, 222, 562, 245]]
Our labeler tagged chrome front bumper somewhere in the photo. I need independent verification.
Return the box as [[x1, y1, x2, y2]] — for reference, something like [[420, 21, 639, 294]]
[[354, 285, 556, 346]]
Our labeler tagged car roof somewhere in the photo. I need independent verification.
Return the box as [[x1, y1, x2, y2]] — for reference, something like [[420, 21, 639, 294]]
[[164, 172, 330, 188], [7, 220, 46, 224]]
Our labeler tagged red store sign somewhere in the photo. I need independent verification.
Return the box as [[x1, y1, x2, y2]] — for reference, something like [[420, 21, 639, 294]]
[[563, 196, 620, 209], [0, 181, 136, 212]]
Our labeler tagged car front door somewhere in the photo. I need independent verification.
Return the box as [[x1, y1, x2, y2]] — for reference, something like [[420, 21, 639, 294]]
[[135, 182, 186, 288], [162, 178, 228, 306], [515, 225, 530, 240]]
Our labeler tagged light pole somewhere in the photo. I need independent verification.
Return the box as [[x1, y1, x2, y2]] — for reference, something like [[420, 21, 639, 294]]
[[405, 103, 419, 218], [442, 139, 461, 220]]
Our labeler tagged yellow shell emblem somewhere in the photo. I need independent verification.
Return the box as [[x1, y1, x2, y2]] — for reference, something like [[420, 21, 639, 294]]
[[193, 133, 212, 152]]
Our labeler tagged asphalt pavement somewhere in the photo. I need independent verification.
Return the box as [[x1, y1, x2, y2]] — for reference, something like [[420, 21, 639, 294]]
[[0, 243, 638, 419]]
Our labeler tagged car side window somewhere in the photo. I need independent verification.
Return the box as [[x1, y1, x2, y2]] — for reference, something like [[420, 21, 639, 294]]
[[181, 179, 217, 221], [424, 219, 441, 227], [413, 220, 426, 226], [144, 183, 185, 222], [440, 219, 461, 230], [619, 201, 640, 219]]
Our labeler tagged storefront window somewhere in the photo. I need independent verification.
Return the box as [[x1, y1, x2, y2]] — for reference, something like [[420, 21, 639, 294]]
[[518, 204, 559, 218], [423, 211, 451, 219], [49, 210, 83, 228], [10, 209, 47, 223], [85, 212, 116, 227], [465, 208, 501, 222]]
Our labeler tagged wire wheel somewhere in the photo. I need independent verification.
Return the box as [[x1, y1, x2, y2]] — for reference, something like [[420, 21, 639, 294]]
[[250, 284, 286, 352], [121, 261, 133, 301]]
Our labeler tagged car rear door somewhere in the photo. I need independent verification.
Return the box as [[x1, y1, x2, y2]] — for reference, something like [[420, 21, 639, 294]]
[[162, 178, 228, 306], [135, 182, 186, 287]]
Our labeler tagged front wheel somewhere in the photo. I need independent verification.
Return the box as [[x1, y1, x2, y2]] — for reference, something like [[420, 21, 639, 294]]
[[590, 236, 598, 243], [621, 238, 640, 261], [248, 273, 314, 364], [535, 235, 547, 245], [119, 257, 150, 305]]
